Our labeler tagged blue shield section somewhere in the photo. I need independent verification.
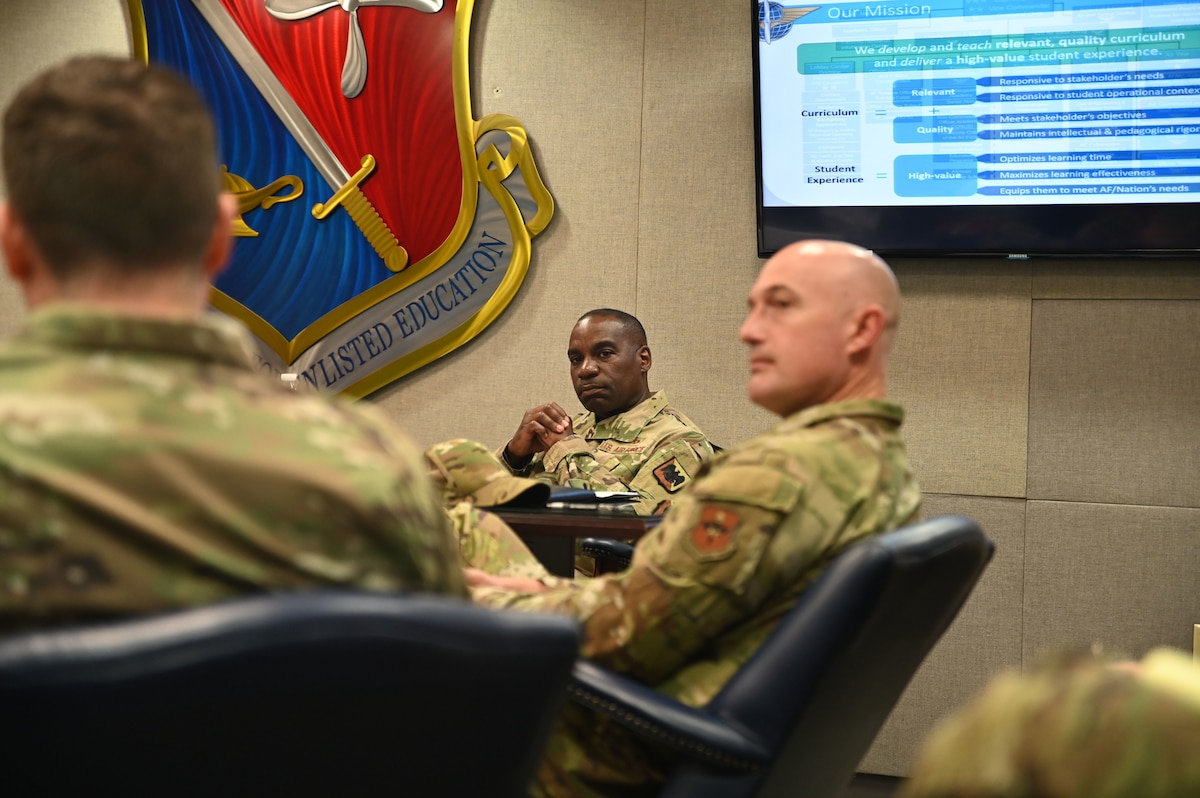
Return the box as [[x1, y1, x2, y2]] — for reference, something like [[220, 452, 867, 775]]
[[143, 0, 390, 340]]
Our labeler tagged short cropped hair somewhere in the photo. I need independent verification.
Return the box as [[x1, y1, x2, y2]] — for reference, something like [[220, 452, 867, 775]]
[[2, 55, 221, 277], [577, 308, 647, 347]]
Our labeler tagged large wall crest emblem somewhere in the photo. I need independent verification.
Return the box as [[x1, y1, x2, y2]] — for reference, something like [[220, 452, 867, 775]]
[[128, 0, 554, 396]]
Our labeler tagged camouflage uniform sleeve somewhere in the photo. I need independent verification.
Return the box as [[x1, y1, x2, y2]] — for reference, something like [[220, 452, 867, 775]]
[[539, 431, 712, 515], [474, 446, 835, 685], [492, 442, 527, 475], [346, 408, 469, 597], [901, 649, 1200, 798], [624, 433, 713, 515]]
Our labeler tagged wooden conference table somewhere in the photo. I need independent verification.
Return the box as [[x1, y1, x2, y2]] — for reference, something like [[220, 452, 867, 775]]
[[493, 506, 661, 577]]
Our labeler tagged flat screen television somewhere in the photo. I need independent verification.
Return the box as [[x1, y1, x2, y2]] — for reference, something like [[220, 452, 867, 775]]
[[753, 0, 1200, 257]]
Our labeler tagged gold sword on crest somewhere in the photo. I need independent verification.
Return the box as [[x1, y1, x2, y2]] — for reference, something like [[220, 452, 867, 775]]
[[193, 0, 409, 272]]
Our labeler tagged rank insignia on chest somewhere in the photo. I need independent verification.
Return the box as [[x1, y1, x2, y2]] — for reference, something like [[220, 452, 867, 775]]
[[129, 0, 553, 397]]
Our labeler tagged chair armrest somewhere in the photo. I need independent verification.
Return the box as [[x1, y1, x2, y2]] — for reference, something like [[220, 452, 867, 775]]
[[579, 539, 635, 572], [568, 661, 770, 772]]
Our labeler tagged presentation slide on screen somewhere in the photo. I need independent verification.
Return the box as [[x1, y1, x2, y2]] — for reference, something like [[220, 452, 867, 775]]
[[758, 0, 1200, 207]]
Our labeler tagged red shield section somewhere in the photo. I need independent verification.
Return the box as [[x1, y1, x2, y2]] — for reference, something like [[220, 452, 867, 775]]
[[219, 0, 462, 265]]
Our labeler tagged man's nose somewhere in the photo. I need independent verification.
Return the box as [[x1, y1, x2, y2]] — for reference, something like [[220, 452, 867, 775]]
[[739, 312, 759, 343], [577, 357, 600, 376]]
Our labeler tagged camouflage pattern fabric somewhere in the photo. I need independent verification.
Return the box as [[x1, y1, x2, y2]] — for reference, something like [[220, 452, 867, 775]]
[[0, 307, 466, 634], [466, 398, 921, 796], [426, 438, 550, 508], [447, 500, 553, 582], [901, 647, 1200, 798], [503, 390, 715, 516]]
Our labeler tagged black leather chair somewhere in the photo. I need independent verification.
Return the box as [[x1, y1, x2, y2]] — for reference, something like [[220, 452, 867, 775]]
[[0, 591, 581, 797], [568, 514, 994, 798], [580, 536, 636, 573]]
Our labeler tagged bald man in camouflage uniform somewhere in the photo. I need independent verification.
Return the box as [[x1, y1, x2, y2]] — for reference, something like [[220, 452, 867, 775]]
[[0, 57, 465, 634], [464, 240, 921, 796], [497, 309, 714, 516], [901, 648, 1200, 798]]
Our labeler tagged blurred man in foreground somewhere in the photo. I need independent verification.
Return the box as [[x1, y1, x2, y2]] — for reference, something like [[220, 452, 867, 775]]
[[0, 56, 465, 633], [901, 647, 1200, 798], [464, 240, 921, 796]]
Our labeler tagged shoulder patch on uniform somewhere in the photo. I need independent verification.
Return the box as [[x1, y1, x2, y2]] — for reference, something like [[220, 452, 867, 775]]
[[690, 454, 804, 513], [653, 458, 690, 493], [685, 506, 740, 562]]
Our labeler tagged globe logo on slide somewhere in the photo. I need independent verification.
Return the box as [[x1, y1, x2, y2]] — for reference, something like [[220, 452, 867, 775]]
[[759, 2, 819, 44]]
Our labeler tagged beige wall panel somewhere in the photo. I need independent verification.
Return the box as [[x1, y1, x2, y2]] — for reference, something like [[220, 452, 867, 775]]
[[861, 495, 1025, 777], [1034, 258, 1200, 299], [0, 2, 130, 117], [372, 0, 650, 445], [635, 0, 768, 447], [887, 261, 1031, 498], [1023, 500, 1200, 663], [0, 1, 132, 339], [1027, 300, 1200, 507]]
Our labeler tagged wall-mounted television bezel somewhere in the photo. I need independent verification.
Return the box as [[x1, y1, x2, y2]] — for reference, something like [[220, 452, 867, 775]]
[[752, 0, 1200, 259]]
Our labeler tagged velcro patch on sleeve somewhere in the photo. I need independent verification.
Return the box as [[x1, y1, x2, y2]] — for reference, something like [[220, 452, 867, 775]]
[[684, 505, 741, 562], [653, 458, 690, 493], [689, 452, 804, 513]]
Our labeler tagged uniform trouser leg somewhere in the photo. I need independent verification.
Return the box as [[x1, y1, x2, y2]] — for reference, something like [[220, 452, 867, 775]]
[[448, 503, 666, 796], [531, 703, 665, 798]]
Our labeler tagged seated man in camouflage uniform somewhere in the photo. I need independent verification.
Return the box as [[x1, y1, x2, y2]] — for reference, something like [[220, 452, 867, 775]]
[[0, 56, 465, 633], [431, 309, 714, 518], [901, 647, 1200, 798], [463, 240, 922, 796], [499, 309, 714, 516]]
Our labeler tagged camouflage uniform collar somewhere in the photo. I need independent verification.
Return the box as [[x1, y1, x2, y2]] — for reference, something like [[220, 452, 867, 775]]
[[18, 305, 257, 369], [580, 390, 669, 442], [778, 398, 905, 431]]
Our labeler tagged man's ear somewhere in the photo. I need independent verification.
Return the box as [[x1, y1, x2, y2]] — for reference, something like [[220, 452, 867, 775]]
[[1, 202, 35, 286], [639, 345, 652, 374], [846, 304, 885, 357], [201, 192, 238, 281], [1, 203, 61, 309]]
